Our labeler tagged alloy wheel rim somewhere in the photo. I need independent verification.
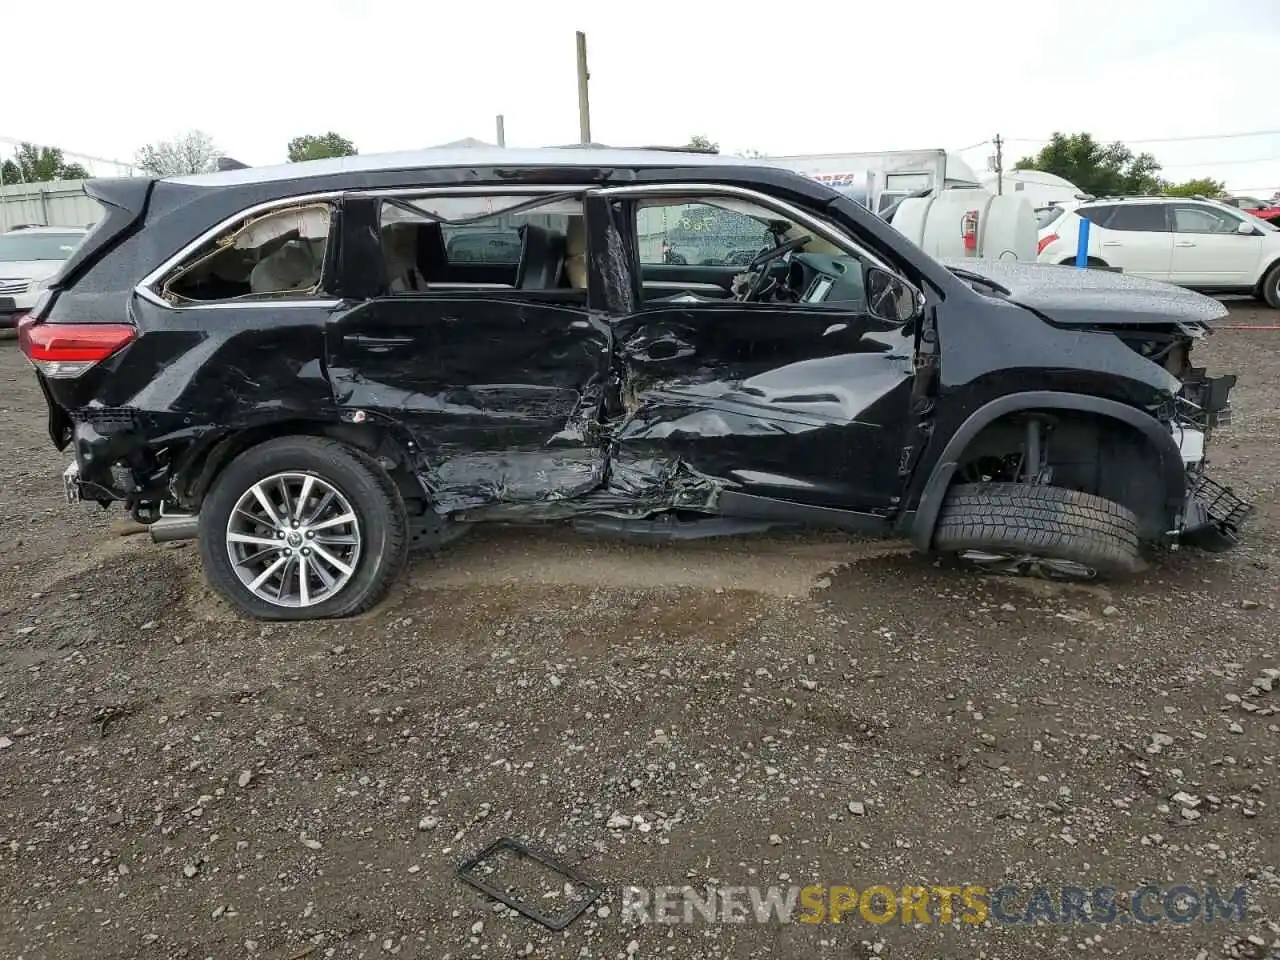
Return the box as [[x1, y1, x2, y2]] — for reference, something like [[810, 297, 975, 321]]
[[225, 472, 362, 608]]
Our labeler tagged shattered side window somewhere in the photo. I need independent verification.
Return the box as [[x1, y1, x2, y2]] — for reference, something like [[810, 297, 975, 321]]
[[159, 203, 334, 305], [637, 202, 774, 266], [375, 194, 585, 292]]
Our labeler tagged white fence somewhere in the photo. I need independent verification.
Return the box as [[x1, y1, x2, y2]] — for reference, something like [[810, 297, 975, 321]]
[[0, 180, 103, 232]]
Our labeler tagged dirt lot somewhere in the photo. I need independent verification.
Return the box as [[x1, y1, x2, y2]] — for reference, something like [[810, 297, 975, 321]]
[[0, 306, 1277, 960]]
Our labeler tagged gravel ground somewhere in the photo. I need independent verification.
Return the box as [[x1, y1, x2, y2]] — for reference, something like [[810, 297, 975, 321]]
[[0, 306, 1277, 960]]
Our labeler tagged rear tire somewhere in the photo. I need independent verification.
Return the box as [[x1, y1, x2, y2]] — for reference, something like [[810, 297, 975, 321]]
[[1260, 261, 1280, 310], [933, 482, 1145, 580], [199, 436, 409, 620]]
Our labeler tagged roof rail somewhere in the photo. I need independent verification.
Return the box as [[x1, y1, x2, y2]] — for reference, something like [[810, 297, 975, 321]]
[[547, 142, 721, 155]]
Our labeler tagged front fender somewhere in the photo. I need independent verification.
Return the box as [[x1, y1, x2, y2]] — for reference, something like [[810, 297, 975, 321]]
[[903, 391, 1186, 550]]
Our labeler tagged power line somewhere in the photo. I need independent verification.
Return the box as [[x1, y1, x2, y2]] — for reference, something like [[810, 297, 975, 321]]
[[0, 134, 134, 171], [1160, 156, 1280, 169], [1001, 129, 1280, 146]]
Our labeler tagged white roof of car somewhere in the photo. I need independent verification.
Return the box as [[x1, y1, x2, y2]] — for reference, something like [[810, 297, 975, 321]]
[[169, 147, 759, 188], [1081, 196, 1218, 206]]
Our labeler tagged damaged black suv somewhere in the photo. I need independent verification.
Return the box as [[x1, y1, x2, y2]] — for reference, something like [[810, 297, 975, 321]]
[[20, 148, 1250, 619]]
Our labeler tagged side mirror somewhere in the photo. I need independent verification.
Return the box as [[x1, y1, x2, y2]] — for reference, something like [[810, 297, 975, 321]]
[[865, 266, 921, 325], [1237, 221, 1256, 236]]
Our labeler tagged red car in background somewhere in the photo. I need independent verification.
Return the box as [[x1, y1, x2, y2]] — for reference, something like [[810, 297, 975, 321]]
[[1225, 195, 1280, 222]]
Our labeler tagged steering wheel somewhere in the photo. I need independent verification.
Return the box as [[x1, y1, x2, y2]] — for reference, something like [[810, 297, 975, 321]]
[[741, 234, 812, 302]]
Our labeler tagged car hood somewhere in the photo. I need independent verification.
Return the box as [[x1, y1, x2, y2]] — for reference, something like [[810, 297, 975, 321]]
[[944, 258, 1228, 328], [0, 260, 63, 282]]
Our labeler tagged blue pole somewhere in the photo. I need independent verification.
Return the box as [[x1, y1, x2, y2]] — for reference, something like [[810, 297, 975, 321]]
[[1075, 216, 1090, 268]]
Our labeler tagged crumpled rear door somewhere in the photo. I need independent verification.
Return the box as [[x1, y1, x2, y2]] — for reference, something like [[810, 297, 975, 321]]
[[326, 194, 614, 517]]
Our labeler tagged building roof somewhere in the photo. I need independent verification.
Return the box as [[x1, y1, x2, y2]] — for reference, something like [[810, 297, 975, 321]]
[[428, 137, 497, 149], [166, 147, 759, 188]]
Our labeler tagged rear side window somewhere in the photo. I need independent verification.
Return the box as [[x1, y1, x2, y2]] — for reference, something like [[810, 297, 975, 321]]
[[1034, 206, 1064, 229], [444, 229, 522, 264], [157, 203, 335, 304], [1076, 205, 1115, 228], [1102, 204, 1168, 232]]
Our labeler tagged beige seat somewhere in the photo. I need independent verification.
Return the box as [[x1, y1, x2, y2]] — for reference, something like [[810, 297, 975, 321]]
[[565, 216, 587, 290], [248, 242, 320, 295], [382, 222, 427, 292]]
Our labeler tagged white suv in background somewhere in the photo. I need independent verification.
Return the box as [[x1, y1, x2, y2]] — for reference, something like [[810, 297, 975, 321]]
[[1036, 197, 1280, 307]]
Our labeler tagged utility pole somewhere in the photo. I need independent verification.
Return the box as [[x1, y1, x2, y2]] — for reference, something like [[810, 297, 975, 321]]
[[993, 133, 1004, 195], [575, 31, 592, 145], [495, 114, 506, 147]]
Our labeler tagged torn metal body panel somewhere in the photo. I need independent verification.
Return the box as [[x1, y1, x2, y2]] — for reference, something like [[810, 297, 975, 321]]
[[27, 147, 1249, 605]]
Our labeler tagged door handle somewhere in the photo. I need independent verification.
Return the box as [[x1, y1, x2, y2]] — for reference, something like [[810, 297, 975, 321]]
[[1100, 241, 1122, 247], [1175, 241, 1196, 247]]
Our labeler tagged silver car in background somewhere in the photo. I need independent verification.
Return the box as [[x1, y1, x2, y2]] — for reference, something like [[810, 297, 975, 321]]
[[0, 226, 88, 328]]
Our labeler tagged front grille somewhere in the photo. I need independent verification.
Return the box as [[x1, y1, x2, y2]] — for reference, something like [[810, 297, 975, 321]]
[[0, 278, 29, 295], [1192, 474, 1252, 531]]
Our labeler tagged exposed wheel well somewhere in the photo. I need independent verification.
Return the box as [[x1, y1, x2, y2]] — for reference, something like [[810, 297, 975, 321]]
[[173, 420, 423, 513], [952, 409, 1171, 541], [1058, 256, 1110, 269]]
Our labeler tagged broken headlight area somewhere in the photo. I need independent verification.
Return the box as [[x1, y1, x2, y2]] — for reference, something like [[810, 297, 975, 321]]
[[1178, 369, 1235, 429], [1179, 472, 1253, 552]]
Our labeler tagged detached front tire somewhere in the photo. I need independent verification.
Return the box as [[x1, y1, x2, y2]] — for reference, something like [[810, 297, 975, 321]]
[[199, 436, 409, 620], [933, 482, 1144, 580]]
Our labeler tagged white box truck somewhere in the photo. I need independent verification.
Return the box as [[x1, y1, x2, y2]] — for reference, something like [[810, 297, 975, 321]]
[[766, 148, 1037, 261]]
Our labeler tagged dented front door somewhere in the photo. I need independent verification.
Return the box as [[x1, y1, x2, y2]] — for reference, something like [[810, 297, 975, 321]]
[[327, 197, 612, 514], [585, 189, 917, 512]]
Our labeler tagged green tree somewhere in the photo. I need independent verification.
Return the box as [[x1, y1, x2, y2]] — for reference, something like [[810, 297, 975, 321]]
[[1014, 132, 1162, 196], [135, 130, 220, 176], [685, 135, 719, 154], [1160, 177, 1227, 198], [0, 143, 91, 183], [287, 132, 358, 163]]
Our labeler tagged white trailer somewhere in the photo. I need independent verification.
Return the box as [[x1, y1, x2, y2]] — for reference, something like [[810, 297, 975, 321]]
[[764, 149, 983, 214], [764, 148, 1035, 261]]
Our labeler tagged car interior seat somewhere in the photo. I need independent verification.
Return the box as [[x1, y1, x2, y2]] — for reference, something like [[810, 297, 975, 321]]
[[515, 224, 566, 289], [415, 221, 450, 283], [564, 216, 587, 290], [382, 222, 426, 292], [248, 241, 320, 295]]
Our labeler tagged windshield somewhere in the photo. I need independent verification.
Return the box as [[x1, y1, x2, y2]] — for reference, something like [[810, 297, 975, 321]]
[[0, 232, 84, 262]]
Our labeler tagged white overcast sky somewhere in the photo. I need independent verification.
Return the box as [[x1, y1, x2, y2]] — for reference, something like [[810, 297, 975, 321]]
[[7, 0, 1279, 193]]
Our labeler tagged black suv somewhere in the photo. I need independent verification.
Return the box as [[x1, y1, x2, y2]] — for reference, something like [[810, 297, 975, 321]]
[[19, 148, 1249, 619]]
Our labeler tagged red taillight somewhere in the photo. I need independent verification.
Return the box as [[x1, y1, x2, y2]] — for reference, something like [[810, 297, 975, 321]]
[[1037, 233, 1058, 255], [18, 321, 135, 378]]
